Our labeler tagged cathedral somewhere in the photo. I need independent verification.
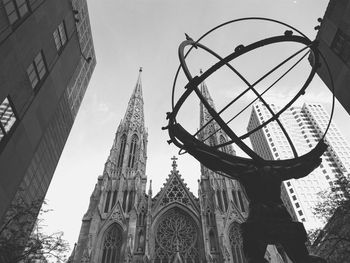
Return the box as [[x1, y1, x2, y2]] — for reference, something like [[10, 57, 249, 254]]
[[71, 69, 284, 263]]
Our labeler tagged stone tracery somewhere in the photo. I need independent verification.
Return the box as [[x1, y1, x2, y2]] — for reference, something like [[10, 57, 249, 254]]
[[101, 224, 123, 263], [229, 222, 245, 263], [154, 208, 200, 262], [160, 177, 190, 206]]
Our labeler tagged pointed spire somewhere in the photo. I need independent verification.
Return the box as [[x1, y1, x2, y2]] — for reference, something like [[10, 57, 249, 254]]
[[199, 70, 216, 129], [123, 67, 145, 127], [171, 156, 178, 172], [148, 180, 152, 196], [199, 73, 215, 109]]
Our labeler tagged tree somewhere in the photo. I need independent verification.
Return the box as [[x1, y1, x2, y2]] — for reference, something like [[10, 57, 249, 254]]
[[0, 197, 69, 263], [309, 175, 350, 262]]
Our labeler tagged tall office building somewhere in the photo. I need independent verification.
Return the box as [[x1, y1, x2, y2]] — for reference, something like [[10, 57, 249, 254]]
[[71, 71, 284, 263], [0, 0, 96, 232], [247, 101, 350, 230]]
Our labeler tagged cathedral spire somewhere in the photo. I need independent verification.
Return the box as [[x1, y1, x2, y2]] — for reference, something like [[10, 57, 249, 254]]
[[123, 67, 145, 128], [199, 70, 216, 129]]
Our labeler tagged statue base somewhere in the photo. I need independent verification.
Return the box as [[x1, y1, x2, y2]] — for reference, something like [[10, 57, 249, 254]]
[[241, 221, 327, 263]]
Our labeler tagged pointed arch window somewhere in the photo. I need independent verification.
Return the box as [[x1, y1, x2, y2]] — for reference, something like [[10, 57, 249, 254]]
[[223, 190, 228, 211], [232, 189, 238, 207], [128, 134, 138, 168], [104, 191, 111, 213], [101, 224, 122, 263], [209, 229, 217, 252], [237, 191, 246, 213], [117, 135, 126, 168], [127, 190, 134, 212], [229, 223, 245, 263], [122, 191, 128, 212], [138, 208, 146, 226], [111, 190, 117, 208], [216, 190, 223, 211]]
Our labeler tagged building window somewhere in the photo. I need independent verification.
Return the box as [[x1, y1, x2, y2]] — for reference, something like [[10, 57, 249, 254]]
[[331, 29, 350, 64], [26, 51, 47, 89], [3, 0, 29, 25], [104, 191, 111, 213], [53, 21, 67, 52], [117, 135, 126, 168], [0, 97, 17, 142], [237, 191, 245, 213], [101, 224, 122, 263], [128, 134, 138, 168]]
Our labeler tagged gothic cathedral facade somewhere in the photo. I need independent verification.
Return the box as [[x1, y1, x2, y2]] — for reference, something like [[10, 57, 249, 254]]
[[71, 69, 284, 263]]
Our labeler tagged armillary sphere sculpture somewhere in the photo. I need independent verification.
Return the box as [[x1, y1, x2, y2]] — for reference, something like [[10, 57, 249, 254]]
[[163, 18, 335, 263]]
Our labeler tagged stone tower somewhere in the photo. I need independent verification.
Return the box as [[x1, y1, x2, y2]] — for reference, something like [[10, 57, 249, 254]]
[[72, 70, 285, 263], [73, 68, 148, 262], [197, 76, 248, 262]]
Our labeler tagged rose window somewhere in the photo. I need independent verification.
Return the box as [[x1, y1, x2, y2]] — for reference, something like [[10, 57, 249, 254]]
[[155, 208, 199, 262]]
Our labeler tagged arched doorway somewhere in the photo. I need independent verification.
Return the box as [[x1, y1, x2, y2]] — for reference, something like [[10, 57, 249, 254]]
[[101, 223, 123, 263], [154, 208, 201, 263]]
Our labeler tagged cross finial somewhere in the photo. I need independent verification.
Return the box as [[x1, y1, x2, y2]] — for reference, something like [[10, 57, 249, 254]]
[[200, 68, 203, 74], [171, 156, 178, 171]]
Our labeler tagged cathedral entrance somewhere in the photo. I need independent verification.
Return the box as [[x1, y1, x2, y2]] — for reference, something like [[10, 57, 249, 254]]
[[154, 208, 201, 263]]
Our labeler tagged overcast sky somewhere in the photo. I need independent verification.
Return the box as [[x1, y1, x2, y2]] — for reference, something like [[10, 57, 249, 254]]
[[41, 0, 350, 253]]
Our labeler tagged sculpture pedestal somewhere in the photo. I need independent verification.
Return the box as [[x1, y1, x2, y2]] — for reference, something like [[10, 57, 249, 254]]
[[241, 221, 326, 263]]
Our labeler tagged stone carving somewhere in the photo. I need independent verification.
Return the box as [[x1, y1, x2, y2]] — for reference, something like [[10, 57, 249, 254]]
[[159, 176, 190, 207], [155, 209, 199, 262], [110, 205, 124, 224]]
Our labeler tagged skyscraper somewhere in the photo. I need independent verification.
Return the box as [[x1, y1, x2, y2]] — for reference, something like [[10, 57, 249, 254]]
[[71, 70, 284, 263], [247, 101, 350, 230], [0, 0, 96, 230]]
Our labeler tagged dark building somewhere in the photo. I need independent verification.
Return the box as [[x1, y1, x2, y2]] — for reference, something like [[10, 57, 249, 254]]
[[0, 0, 96, 229], [313, 0, 350, 114]]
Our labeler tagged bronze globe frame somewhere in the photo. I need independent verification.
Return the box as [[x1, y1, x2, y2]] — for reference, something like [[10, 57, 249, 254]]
[[164, 18, 333, 263]]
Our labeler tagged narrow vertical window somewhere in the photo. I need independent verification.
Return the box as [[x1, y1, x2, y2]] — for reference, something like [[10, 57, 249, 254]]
[[117, 135, 126, 168], [26, 51, 47, 89], [128, 135, 138, 168], [3, 0, 29, 25], [209, 229, 217, 252], [0, 97, 17, 142], [104, 191, 111, 213], [223, 190, 228, 211], [122, 191, 127, 211], [216, 190, 223, 211], [53, 21, 67, 52], [237, 191, 245, 213], [331, 29, 350, 64], [232, 189, 238, 207], [111, 190, 117, 208], [127, 190, 134, 212]]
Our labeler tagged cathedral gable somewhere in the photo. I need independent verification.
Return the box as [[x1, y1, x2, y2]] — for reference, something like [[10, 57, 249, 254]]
[[152, 159, 199, 214], [224, 200, 245, 227], [104, 201, 127, 230]]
